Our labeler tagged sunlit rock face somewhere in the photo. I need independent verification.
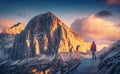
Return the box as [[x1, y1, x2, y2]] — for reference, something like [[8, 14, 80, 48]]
[[0, 23, 25, 58], [3, 23, 24, 35], [12, 12, 90, 60]]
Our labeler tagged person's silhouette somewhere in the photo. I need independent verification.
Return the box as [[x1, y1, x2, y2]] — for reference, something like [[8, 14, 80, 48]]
[[90, 41, 96, 59]]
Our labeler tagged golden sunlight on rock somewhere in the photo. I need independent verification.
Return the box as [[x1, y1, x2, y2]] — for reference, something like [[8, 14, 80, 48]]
[[86, 42, 92, 52], [32, 69, 37, 73], [3, 23, 25, 35], [50, 17, 58, 39], [32, 69, 49, 74], [26, 30, 30, 47], [26, 39, 30, 48], [57, 20, 91, 53], [34, 38, 40, 55], [44, 35, 48, 51]]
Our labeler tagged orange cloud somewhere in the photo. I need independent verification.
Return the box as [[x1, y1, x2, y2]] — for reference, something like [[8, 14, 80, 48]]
[[0, 19, 14, 33], [71, 15, 120, 51], [107, 0, 120, 5], [71, 15, 120, 41], [0, 29, 2, 33]]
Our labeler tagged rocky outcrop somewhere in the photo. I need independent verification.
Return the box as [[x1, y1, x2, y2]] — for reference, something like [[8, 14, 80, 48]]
[[0, 55, 56, 74], [0, 53, 80, 74], [98, 40, 120, 74], [0, 23, 24, 59], [2, 23, 24, 35], [12, 12, 90, 60]]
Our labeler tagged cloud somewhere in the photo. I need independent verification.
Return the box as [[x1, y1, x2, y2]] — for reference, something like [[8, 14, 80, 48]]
[[0, 19, 14, 33], [71, 15, 120, 40], [107, 0, 120, 5], [95, 10, 112, 17], [71, 15, 120, 50], [0, 29, 2, 33]]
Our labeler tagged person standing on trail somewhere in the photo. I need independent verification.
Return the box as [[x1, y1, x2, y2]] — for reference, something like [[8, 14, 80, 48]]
[[90, 41, 96, 59]]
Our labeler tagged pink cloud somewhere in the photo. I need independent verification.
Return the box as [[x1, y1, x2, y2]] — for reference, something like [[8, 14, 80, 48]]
[[107, 0, 120, 5], [71, 15, 120, 51], [71, 15, 120, 41], [0, 19, 14, 33]]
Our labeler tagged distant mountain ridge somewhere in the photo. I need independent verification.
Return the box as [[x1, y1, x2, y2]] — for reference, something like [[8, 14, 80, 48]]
[[0, 23, 25, 61], [2, 23, 24, 35]]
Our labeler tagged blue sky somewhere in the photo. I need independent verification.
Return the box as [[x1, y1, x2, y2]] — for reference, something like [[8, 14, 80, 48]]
[[0, 0, 120, 25]]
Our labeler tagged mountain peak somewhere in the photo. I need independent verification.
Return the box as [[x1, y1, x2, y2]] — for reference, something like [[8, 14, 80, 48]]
[[41, 12, 55, 17], [45, 12, 53, 15], [25, 12, 62, 33], [2, 23, 25, 35], [35, 12, 56, 18], [11, 12, 90, 60], [10, 22, 21, 29]]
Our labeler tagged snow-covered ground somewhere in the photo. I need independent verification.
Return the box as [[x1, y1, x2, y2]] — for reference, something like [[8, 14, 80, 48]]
[[69, 40, 120, 74], [0, 40, 120, 74], [69, 58, 100, 74]]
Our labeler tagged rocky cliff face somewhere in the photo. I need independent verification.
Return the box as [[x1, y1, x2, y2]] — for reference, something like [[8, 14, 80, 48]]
[[0, 23, 24, 58], [12, 12, 90, 60], [98, 40, 120, 74]]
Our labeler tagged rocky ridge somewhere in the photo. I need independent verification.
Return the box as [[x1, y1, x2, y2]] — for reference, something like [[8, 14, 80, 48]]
[[98, 40, 120, 74]]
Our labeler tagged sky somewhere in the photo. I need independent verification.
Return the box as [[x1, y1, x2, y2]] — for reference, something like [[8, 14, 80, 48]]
[[0, 0, 120, 51], [0, 0, 120, 25]]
